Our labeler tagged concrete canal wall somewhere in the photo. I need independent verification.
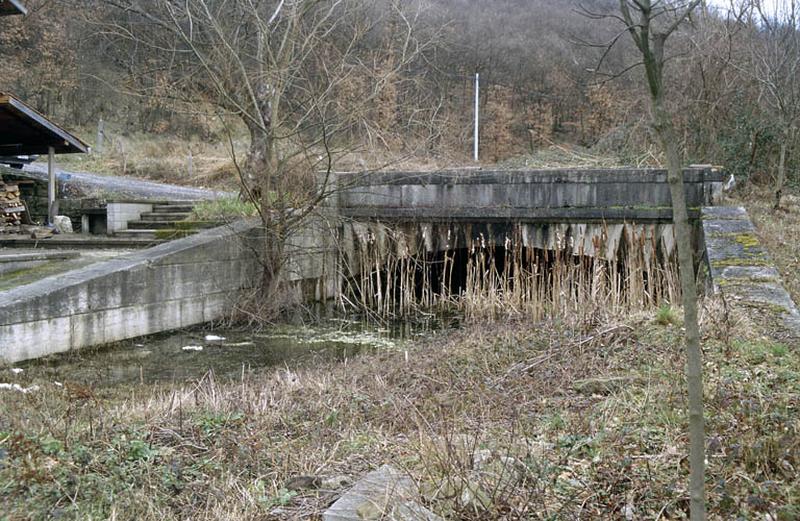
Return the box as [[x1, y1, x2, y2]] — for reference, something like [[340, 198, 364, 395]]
[[0, 214, 338, 364], [0, 167, 759, 363], [0, 220, 259, 363], [702, 206, 800, 340]]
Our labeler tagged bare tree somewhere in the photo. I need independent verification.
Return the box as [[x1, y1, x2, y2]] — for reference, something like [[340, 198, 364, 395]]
[[585, 1, 707, 518], [93, 0, 432, 315], [741, 0, 800, 208]]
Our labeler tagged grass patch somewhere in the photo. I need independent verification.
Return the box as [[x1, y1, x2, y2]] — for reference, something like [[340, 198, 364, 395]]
[[734, 339, 789, 364], [51, 131, 243, 192], [190, 197, 257, 222], [1, 304, 798, 519], [655, 303, 680, 326]]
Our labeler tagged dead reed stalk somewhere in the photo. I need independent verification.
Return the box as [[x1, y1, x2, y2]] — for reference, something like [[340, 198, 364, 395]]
[[342, 222, 680, 321]]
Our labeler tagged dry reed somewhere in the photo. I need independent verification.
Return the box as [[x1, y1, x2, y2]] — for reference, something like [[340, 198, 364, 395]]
[[341, 222, 680, 321]]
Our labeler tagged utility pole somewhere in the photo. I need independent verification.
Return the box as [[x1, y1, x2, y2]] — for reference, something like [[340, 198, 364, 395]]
[[95, 118, 104, 154], [47, 146, 56, 225], [473, 72, 480, 162]]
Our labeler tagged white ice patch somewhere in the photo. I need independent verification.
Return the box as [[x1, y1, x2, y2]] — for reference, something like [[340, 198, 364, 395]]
[[300, 331, 397, 349], [204, 335, 226, 342], [182, 345, 204, 352], [256, 328, 398, 349], [10, 368, 23, 374], [0, 383, 40, 393]]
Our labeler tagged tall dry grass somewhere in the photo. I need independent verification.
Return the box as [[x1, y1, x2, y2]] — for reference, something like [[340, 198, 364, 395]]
[[341, 222, 680, 322]]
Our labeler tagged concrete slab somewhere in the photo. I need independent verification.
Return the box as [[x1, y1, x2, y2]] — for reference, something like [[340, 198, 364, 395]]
[[0, 249, 131, 292], [0, 235, 163, 249], [0, 250, 80, 263], [323, 465, 441, 521], [702, 206, 800, 340], [338, 167, 725, 223]]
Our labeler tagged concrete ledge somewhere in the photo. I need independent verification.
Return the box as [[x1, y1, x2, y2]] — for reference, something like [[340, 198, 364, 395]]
[[337, 167, 726, 186], [338, 167, 725, 223], [0, 237, 163, 249], [0, 214, 340, 363], [0, 251, 81, 276], [702, 206, 800, 340], [105, 198, 197, 204], [0, 251, 80, 263], [0, 220, 261, 363], [338, 206, 701, 223]]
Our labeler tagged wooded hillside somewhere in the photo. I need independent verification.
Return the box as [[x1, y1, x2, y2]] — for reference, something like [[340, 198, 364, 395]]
[[0, 0, 796, 188]]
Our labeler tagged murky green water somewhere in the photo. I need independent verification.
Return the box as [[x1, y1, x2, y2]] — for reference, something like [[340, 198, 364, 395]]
[[15, 317, 456, 387], [0, 250, 131, 292]]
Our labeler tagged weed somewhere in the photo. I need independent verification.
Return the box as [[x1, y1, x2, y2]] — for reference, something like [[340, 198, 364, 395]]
[[258, 487, 298, 509], [655, 304, 679, 326], [191, 197, 257, 221]]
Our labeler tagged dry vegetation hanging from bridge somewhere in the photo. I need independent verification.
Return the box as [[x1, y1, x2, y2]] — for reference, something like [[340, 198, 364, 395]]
[[341, 222, 681, 320]]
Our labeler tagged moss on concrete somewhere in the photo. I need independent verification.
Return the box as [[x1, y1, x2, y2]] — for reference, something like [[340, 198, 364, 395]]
[[711, 257, 770, 269], [173, 220, 217, 231], [716, 275, 780, 287], [733, 232, 760, 249]]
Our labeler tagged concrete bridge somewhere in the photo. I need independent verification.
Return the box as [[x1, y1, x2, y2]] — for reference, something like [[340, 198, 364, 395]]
[[337, 167, 725, 223], [1, 167, 731, 363], [335, 167, 725, 263]]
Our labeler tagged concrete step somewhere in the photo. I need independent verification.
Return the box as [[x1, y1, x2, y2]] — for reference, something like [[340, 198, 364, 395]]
[[127, 220, 219, 230], [128, 220, 177, 230], [140, 212, 193, 222], [0, 237, 164, 249], [114, 229, 199, 240], [152, 204, 195, 213]]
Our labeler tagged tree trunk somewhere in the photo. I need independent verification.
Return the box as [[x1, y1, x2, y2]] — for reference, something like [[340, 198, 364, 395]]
[[652, 94, 706, 520], [243, 94, 287, 316], [775, 129, 788, 210], [615, 1, 705, 517], [245, 121, 271, 200]]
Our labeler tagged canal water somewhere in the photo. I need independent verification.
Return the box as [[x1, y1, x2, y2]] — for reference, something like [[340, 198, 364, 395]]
[[14, 316, 456, 387]]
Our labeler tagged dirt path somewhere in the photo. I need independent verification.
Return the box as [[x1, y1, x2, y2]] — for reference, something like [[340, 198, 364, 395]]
[[24, 164, 231, 200]]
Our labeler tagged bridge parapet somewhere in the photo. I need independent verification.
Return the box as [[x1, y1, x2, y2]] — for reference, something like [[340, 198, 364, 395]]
[[337, 167, 726, 223]]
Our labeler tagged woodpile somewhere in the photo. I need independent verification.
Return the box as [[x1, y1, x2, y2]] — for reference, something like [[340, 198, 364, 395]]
[[0, 182, 26, 232]]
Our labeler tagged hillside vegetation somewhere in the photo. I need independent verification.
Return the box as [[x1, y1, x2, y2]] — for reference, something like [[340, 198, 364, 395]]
[[0, 0, 797, 192]]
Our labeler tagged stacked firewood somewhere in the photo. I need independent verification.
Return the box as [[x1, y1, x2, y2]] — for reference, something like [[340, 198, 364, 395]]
[[0, 182, 25, 231]]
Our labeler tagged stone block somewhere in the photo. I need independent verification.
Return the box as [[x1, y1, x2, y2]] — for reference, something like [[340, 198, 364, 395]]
[[324, 465, 441, 521]]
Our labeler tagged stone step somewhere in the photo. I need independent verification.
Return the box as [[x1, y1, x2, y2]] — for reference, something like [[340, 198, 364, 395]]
[[127, 220, 219, 230], [140, 212, 193, 222], [114, 229, 199, 240], [152, 204, 195, 213]]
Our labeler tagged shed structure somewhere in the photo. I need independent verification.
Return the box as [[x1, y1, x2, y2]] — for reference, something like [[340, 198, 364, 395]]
[[0, 0, 26, 16], [0, 94, 88, 223]]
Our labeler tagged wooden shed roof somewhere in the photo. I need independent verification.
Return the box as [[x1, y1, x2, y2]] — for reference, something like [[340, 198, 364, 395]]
[[0, 0, 26, 16], [0, 94, 88, 155]]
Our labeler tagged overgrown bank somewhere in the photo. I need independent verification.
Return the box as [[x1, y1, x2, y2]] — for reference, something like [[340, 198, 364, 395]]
[[1, 305, 797, 520]]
